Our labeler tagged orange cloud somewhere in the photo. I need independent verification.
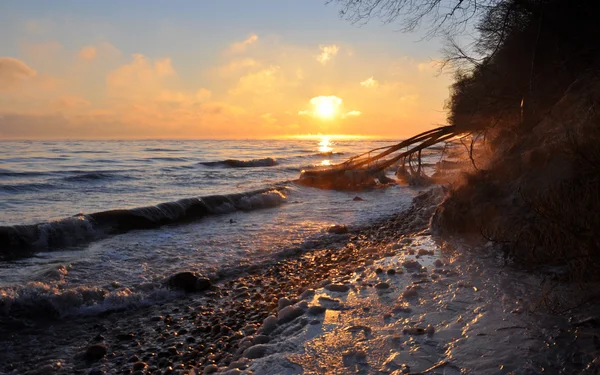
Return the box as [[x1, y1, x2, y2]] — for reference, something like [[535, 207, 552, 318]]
[[316, 44, 339, 64], [107, 54, 175, 99], [78, 46, 97, 61], [227, 34, 259, 55], [52, 95, 91, 109], [0, 57, 37, 89], [360, 77, 379, 88]]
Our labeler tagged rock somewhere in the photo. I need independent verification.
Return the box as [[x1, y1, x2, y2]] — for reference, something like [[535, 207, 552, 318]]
[[417, 249, 434, 256], [434, 259, 444, 268], [403, 326, 426, 335], [261, 316, 278, 335], [253, 335, 270, 344], [425, 324, 435, 335], [85, 344, 107, 362], [353, 196, 364, 201], [132, 362, 148, 371], [203, 365, 218, 374], [277, 297, 292, 311], [278, 305, 304, 324], [308, 305, 326, 315], [403, 286, 418, 299], [166, 272, 211, 293], [298, 289, 315, 300], [375, 268, 384, 274], [228, 360, 247, 369], [387, 269, 396, 275], [324, 283, 350, 293], [392, 305, 412, 313], [327, 224, 348, 234], [402, 260, 422, 270], [375, 282, 390, 290], [116, 333, 135, 341], [243, 344, 270, 359]]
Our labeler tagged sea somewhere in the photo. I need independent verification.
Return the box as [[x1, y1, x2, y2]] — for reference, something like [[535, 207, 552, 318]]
[[0, 138, 439, 319]]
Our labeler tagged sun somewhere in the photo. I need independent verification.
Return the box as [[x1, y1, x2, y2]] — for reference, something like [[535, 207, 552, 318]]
[[315, 101, 336, 119], [309, 96, 342, 120]]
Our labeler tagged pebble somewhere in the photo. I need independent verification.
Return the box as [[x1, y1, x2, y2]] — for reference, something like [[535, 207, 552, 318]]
[[298, 289, 315, 300], [324, 283, 350, 293], [203, 365, 218, 374], [261, 316, 278, 335], [277, 297, 292, 311], [132, 362, 148, 371], [253, 335, 270, 345], [403, 286, 419, 299], [387, 269, 396, 275], [375, 282, 390, 290], [85, 344, 108, 362], [307, 305, 327, 315], [402, 259, 422, 270], [243, 344, 270, 359], [277, 305, 304, 324], [327, 224, 348, 234]]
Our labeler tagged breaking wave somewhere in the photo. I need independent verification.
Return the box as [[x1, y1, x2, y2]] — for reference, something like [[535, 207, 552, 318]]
[[200, 157, 278, 168], [0, 187, 287, 260]]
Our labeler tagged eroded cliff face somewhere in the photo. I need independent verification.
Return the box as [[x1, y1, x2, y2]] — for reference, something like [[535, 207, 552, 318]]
[[432, 75, 600, 277]]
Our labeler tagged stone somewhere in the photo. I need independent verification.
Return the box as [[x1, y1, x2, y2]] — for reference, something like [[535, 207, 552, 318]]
[[278, 306, 304, 324], [307, 305, 326, 315], [327, 224, 348, 234], [298, 289, 315, 300], [277, 297, 292, 311], [203, 365, 219, 374], [261, 316, 278, 335], [353, 196, 364, 201], [403, 286, 418, 299], [434, 259, 444, 268], [253, 335, 270, 345], [85, 344, 107, 362], [403, 326, 426, 335], [243, 344, 270, 359], [166, 272, 211, 293], [132, 362, 148, 371], [324, 283, 350, 293], [375, 282, 390, 290], [402, 260, 422, 270], [387, 269, 396, 275]]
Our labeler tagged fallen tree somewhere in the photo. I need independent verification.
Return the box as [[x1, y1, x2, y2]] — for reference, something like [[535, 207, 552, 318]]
[[297, 125, 465, 189]]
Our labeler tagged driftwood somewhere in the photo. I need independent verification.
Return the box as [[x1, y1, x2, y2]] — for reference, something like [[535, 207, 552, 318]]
[[298, 125, 462, 190]]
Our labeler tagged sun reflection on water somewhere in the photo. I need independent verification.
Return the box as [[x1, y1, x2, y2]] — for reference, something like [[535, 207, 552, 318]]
[[318, 136, 333, 153]]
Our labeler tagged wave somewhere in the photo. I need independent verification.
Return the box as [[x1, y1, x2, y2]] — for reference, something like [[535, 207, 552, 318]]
[[147, 157, 189, 162], [0, 170, 49, 178], [0, 279, 177, 320], [143, 148, 182, 152], [0, 182, 55, 193], [200, 157, 278, 168], [61, 172, 131, 182], [0, 187, 287, 260]]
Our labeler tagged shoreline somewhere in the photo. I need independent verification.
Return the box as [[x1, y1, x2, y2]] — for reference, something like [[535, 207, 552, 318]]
[[1, 187, 598, 374]]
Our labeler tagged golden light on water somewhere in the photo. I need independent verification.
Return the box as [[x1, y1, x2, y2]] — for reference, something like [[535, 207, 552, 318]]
[[318, 136, 333, 153]]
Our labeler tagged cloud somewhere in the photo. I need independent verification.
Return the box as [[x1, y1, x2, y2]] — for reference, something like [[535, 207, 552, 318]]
[[229, 66, 280, 96], [360, 77, 379, 88], [316, 44, 340, 65], [0, 57, 37, 90], [342, 110, 361, 118], [217, 58, 260, 77], [78, 46, 97, 61], [52, 95, 91, 109], [107, 54, 175, 99], [228, 34, 259, 55]]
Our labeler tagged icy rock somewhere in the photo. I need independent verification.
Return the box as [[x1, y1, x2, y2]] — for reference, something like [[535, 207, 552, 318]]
[[261, 315, 278, 335], [278, 305, 304, 324], [403, 286, 418, 299], [308, 305, 326, 315], [298, 289, 315, 300], [402, 260, 422, 270], [327, 224, 348, 234], [253, 335, 270, 344], [277, 297, 292, 311], [243, 344, 270, 359], [325, 283, 350, 293], [166, 272, 211, 293]]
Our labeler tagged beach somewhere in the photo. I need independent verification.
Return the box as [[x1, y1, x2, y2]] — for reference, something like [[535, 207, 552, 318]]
[[2, 185, 598, 375]]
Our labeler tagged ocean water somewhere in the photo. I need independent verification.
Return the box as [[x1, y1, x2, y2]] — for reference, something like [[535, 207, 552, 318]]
[[0, 139, 439, 318]]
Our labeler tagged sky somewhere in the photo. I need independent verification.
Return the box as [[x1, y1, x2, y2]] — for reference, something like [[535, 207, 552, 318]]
[[0, 0, 453, 139]]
